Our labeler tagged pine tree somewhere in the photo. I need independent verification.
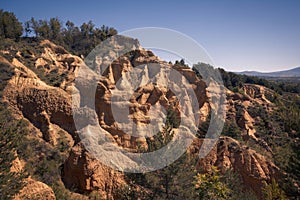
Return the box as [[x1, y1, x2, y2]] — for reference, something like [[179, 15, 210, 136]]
[[263, 179, 287, 200], [0, 10, 23, 40], [193, 166, 230, 200]]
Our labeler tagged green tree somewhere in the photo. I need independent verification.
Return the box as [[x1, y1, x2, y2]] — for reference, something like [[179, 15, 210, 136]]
[[24, 17, 39, 37], [193, 166, 230, 200], [24, 21, 31, 37], [263, 179, 287, 200], [165, 107, 180, 129], [80, 20, 95, 37], [0, 10, 23, 40], [36, 20, 51, 38], [133, 112, 195, 199], [49, 17, 62, 40], [23, 16, 117, 56], [147, 125, 174, 153]]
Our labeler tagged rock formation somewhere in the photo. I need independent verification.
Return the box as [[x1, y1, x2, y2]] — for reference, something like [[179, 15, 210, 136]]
[[193, 137, 280, 197], [0, 38, 286, 199]]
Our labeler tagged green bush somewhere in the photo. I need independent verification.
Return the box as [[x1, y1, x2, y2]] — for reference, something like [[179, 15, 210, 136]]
[[193, 166, 230, 200]]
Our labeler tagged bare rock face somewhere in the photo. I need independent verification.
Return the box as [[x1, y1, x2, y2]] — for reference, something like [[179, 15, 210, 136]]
[[195, 137, 280, 197], [62, 142, 125, 199], [0, 39, 285, 199], [3, 51, 77, 140], [76, 50, 210, 150], [242, 84, 274, 106], [131, 49, 162, 67], [10, 154, 25, 174], [40, 40, 82, 75], [15, 87, 75, 135], [9, 153, 56, 200], [14, 178, 56, 200]]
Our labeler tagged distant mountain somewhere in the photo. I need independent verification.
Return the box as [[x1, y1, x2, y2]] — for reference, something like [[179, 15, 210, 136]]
[[237, 67, 300, 77]]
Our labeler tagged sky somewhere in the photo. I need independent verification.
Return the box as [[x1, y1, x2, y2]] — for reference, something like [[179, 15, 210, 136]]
[[1, 0, 300, 72]]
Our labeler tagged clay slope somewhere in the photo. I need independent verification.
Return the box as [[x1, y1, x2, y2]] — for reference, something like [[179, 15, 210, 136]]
[[194, 137, 280, 197], [0, 39, 284, 199]]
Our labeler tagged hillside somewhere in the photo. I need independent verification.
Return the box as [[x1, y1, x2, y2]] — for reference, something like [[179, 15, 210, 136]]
[[238, 67, 300, 77], [0, 37, 299, 200], [0, 10, 300, 200]]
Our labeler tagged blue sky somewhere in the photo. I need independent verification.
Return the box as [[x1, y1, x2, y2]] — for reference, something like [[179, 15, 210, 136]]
[[1, 0, 300, 72]]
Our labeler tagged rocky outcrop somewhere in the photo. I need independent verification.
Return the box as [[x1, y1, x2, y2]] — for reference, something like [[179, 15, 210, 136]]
[[10, 153, 25, 174], [194, 137, 280, 197], [3, 52, 77, 140], [40, 40, 82, 74], [9, 153, 56, 200], [131, 49, 162, 67], [0, 39, 285, 199], [225, 83, 276, 153], [243, 84, 274, 106], [74, 48, 209, 149], [14, 178, 56, 200], [15, 87, 75, 135], [62, 142, 125, 199]]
